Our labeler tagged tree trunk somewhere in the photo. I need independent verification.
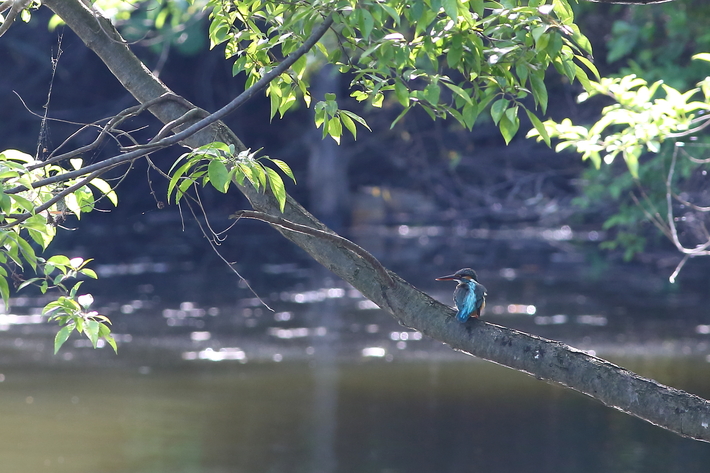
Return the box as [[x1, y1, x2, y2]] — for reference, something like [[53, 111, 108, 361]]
[[308, 65, 349, 232], [43, 0, 710, 443]]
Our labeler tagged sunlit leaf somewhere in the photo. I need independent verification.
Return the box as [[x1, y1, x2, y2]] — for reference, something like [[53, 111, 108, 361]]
[[54, 325, 73, 354], [208, 159, 230, 193], [340, 113, 357, 140], [265, 167, 287, 212], [89, 178, 118, 206], [267, 158, 296, 183], [525, 108, 550, 147]]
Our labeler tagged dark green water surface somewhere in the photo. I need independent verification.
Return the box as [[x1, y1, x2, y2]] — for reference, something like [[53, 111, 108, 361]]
[[1, 356, 709, 473]]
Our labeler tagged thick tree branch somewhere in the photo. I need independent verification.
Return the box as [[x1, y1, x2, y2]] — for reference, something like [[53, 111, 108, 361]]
[[44, 0, 710, 442]]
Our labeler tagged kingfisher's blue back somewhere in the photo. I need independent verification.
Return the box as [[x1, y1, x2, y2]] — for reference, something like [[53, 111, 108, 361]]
[[453, 279, 486, 323]]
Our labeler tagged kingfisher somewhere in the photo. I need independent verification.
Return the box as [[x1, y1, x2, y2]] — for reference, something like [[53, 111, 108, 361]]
[[436, 268, 487, 323]]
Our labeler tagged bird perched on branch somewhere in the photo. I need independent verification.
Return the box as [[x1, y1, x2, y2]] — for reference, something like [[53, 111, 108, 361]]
[[436, 268, 487, 323]]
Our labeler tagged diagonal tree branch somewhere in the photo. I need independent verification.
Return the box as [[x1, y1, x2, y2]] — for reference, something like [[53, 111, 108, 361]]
[[43, 0, 710, 442]]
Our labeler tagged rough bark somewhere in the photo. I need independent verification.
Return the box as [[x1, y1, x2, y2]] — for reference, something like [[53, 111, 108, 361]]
[[43, 0, 710, 442]]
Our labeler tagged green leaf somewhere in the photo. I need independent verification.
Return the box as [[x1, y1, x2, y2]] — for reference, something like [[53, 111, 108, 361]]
[[167, 157, 198, 203], [64, 193, 81, 217], [177, 174, 198, 200], [442, 0, 458, 21], [552, 0, 574, 24], [267, 158, 296, 183], [530, 73, 548, 113], [238, 162, 261, 190], [54, 325, 73, 354], [89, 178, 118, 206], [462, 102, 479, 130], [499, 108, 520, 144], [208, 159, 230, 193], [470, 0, 484, 16], [265, 167, 287, 212], [575, 54, 600, 81], [250, 162, 267, 190], [17, 277, 41, 292], [328, 117, 342, 144], [104, 334, 118, 354], [490, 98, 509, 125], [340, 113, 357, 140], [390, 106, 411, 129], [359, 9, 374, 39], [85, 320, 100, 348], [424, 83, 440, 105], [47, 255, 71, 266], [10, 194, 34, 212], [574, 65, 592, 92], [80, 268, 98, 279], [0, 276, 8, 310], [13, 233, 37, 270], [372, 93, 384, 108], [269, 85, 280, 121], [525, 109, 550, 147], [340, 110, 371, 131], [443, 82, 472, 105], [394, 81, 409, 107]]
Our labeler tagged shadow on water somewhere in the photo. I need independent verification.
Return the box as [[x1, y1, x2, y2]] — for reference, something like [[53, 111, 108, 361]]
[[2, 219, 710, 472]]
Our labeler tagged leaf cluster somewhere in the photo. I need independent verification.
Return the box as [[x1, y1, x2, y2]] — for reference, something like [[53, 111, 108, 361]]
[[205, 0, 597, 144], [168, 142, 296, 212], [0, 148, 119, 350], [529, 56, 710, 261], [529, 70, 710, 177], [43, 289, 117, 354]]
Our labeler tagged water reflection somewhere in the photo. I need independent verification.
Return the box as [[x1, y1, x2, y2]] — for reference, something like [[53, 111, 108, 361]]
[[1, 359, 710, 473]]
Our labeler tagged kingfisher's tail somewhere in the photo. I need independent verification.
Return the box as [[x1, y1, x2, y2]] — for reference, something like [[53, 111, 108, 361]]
[[456, 310, 470, 323]]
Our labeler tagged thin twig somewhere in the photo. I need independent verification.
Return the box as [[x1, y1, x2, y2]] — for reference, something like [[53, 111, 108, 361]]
[[0, 0, 31, 38], [184, 193, 273, 311], [672, 192, 710, 212], [5, 15, 334, 195], [0, 163, 122, 228], [669, 254, 691, 284], [629, 191, 673, 240], [665, 145, 710, 257], [231, 210, 395, 287], [666, 115, 710, 139]]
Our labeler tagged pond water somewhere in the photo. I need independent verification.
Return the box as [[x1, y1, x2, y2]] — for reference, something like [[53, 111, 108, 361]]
[[2, 219, 710, 472], [2, 355, 710, 473]]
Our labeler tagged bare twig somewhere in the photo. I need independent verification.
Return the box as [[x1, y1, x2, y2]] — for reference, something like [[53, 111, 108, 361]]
[[184, 193, 273, 310], [629, 191, 673, 240], [5, 15, 334, 195], [231, 210, 395, 287], [0, 0, 31, 38], [666, 115, 710, 139], [665, 144, 710, 257], [0, 164, 119, 228], [669, 254, 691, 284]]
